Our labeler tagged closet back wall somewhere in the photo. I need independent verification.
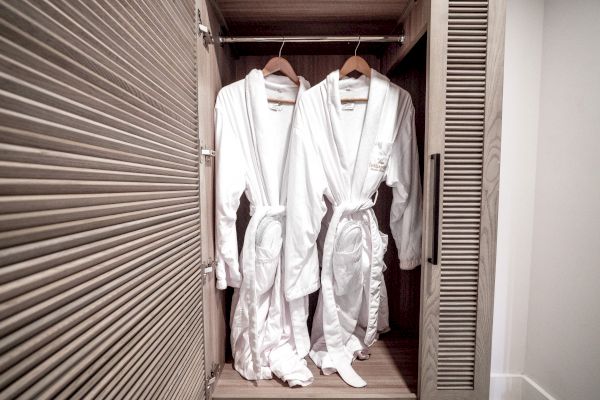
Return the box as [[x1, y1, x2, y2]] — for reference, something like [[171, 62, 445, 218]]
[[380, 35, 427, 337], [230, 48, 424, 342]]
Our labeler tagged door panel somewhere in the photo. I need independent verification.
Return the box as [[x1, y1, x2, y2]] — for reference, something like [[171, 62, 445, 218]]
[[196, 0, 235, 396], [0, 1, 204, 398], [420, 0, 505, 398]]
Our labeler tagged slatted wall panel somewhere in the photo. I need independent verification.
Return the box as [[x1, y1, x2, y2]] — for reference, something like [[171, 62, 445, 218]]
[[437, 0, 489, 390], [0, 1, 205, 399]]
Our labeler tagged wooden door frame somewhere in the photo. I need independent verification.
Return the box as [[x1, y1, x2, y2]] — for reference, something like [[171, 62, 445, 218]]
[[197, 0, 236, 396], [418, 0, 506, 399]]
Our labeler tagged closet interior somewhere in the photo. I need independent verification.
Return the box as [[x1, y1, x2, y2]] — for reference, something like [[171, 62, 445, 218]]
[[0, 0, 503, 399], [199, 1, 428, 398]]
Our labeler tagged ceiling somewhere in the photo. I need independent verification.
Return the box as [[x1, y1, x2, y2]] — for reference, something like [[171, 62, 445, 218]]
[[212, 0, 411, 55]]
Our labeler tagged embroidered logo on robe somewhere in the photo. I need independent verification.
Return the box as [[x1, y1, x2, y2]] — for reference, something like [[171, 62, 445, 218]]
[[368, 142, 392, 172], [369, 156, 388, 172]]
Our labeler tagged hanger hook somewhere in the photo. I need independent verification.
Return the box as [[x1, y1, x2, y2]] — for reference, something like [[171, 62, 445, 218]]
[[354, 36, 361, 56], [279, 36, 285, 58]]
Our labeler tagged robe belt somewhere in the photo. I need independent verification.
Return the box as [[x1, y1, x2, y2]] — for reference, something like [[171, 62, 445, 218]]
[[320, 198, 386, 388], [240, 205, 286, 378]]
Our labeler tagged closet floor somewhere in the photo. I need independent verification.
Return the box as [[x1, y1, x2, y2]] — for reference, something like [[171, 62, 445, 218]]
[[212, 331, 418, 399]]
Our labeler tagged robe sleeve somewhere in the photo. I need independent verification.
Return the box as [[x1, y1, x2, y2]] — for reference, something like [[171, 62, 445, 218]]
[[284, 104, 328, 301], [214, 95, 246, 289], [386, 101, 423, 270]]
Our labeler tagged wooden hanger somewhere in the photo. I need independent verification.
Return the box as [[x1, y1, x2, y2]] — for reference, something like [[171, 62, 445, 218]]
[[339, 37, 371, 103], [263, 38, 300, 105]]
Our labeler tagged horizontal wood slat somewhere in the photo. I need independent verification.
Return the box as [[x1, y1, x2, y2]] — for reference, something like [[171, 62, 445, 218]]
[[1, 0, 196, 119], [0, 119, 199, 171], [0, 0, 204, 399], [0, 191, 200, 213], [437, 0, 489, 391]]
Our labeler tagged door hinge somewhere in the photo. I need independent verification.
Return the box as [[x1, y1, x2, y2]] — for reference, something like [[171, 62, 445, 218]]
[[201, 259, 216, 285], [200, 147, 216, 164], [197, 9, 214, 46], [205, 362, 221, 399]]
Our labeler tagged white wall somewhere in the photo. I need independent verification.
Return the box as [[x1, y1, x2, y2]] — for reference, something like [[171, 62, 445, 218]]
[[524, 0, 600, 398], [491, 0, 544, 397], [491, 0, 600, 399]]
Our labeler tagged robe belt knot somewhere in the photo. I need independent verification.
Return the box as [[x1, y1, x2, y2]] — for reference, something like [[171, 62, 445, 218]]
[[250, 204, 285, 218], [338, 199, 375, 216]]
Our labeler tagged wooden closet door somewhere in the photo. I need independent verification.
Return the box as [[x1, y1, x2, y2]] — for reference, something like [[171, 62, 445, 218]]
[[419, 0, 505, 399], [195, 0, 234, 393], [0, 1, 205, 399]]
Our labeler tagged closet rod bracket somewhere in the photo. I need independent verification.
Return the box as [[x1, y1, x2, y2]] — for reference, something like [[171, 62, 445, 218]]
[[201, 259, 217, 285], [205, 362, 222, 399], [197, 9, 214, 45], [200, 147, 216, 163]]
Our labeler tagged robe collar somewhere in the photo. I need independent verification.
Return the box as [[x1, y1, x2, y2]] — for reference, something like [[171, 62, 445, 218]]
[[244, 69, 309, 204], [325, 69, 390, 199], [246, 69, 309, 144]]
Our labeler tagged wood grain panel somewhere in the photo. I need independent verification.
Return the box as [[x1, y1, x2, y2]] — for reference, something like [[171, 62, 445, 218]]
[[436, 0, 489, 390], [383, 0, 429, 74], [214, 0, 412, 54], [213, 331, 417, 399], [216, 0, 411, 21], [472, 0, 505, 397], [418, 0, 449, 397], [198, 0, 236, 397], [0, 1, 204, 399], [419, 0, 505, 398]]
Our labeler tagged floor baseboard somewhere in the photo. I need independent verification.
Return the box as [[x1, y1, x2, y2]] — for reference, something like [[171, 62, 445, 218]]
[[490, 373, 557, 400]]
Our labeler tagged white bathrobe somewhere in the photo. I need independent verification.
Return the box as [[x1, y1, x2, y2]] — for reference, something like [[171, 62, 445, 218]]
[[285, 70, 422, 387], [215, 70, 313, 386]]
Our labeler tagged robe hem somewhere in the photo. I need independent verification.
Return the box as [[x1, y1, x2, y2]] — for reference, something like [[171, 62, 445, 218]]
[[216, 279, 227, 290], [285, 280, 320, 301], [399, 258, 421, 270]]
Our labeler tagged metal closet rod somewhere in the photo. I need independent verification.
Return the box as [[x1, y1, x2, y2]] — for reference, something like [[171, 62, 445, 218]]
[[217, 35, 405, 44]]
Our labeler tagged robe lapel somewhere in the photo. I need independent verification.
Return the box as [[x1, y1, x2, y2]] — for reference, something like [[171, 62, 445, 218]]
[[350, 70, 390, 198], [245, 69, 270, 205], [324, 71, 352, 194], [241, 71, 311, 380], [280, 77, 309, 204], [324, 70, 390, 200], [245, 70, 309, 205]]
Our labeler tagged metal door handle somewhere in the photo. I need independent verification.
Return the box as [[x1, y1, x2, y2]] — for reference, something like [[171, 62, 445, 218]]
[[428, 153, 440, 266]]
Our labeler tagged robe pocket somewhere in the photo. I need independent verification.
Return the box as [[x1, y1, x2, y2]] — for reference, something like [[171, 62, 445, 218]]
[[377, 231, 389, 272], [332, 220, 363, 296], [255, 219, 283, 294], [379, 231, 389, 253]]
